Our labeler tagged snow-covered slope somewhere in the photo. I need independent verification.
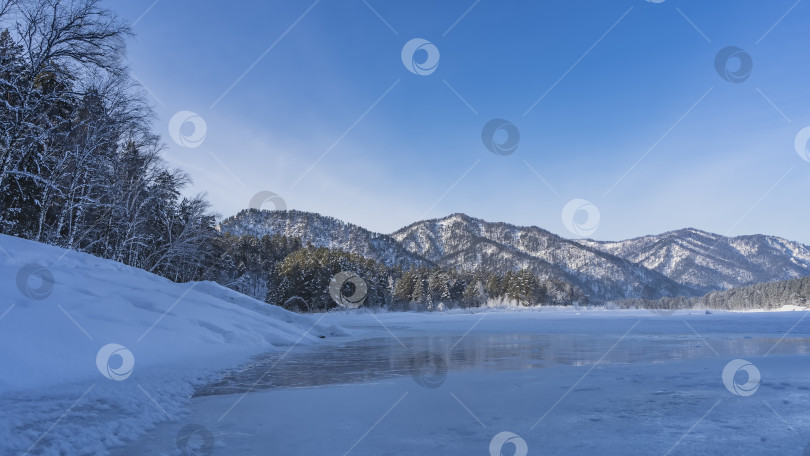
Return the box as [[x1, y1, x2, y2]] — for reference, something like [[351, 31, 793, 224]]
[[580, 228, 810, 293], [218, 210, 810, 301], [220, 209, 431, 269], [392, 213, 692, 301], [0, 234, 344, 455]]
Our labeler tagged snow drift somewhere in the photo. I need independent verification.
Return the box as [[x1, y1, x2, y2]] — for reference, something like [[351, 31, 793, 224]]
[[0, 233, 345, 455]]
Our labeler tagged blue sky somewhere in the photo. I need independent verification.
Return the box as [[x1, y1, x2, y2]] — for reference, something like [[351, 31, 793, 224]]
[[111, 0, 810, 243]]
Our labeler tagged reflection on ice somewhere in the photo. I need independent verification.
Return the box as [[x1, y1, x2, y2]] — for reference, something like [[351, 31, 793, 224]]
[[194, 332, 810, 396]]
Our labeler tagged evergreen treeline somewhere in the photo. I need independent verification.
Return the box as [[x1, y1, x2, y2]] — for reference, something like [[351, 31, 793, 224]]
[[618, 275, 810, 312], [211, 234, 586, 312], [269, 246, 394, 312], [0, 0, 217, 281], [207, 233, 302, 300]]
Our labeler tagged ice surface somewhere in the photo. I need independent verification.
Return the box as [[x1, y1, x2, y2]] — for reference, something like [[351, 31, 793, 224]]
[[115, 310, 810, 455]]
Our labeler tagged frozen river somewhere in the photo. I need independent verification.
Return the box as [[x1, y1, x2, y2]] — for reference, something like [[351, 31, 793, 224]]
[[112, 309, 810, 455]]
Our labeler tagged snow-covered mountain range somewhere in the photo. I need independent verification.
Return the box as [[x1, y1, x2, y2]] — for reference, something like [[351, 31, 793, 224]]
[[392, 213, 689, 301], [220, 210, 810, 301], [579, 228, 810, 294]]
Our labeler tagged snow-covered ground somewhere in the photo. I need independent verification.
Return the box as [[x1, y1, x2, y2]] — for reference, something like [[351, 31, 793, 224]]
[[3, 234, 810, 455], [0, 234, 345, 455]]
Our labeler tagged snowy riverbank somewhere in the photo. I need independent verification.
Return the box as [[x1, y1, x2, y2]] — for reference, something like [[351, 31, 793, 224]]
[[0, 234, 345, 455]]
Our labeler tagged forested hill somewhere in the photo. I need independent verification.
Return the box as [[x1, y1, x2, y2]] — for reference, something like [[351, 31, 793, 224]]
[[220, 209, 431, 270], [223, 210, 691, 301], [392, 212, 690, 301], [621, 275, 810, 312], [223, 210, 810, 303]]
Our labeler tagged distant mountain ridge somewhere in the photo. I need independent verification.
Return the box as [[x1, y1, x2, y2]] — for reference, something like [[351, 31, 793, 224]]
[[219, 209, 432, 270], [219, 210, 810, 302], [391, 213, 690, 301], [579, 228, 810, 294]]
